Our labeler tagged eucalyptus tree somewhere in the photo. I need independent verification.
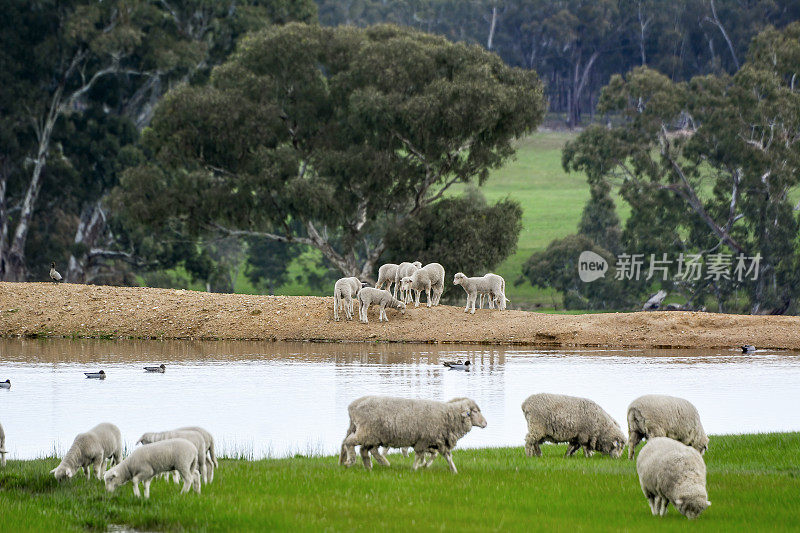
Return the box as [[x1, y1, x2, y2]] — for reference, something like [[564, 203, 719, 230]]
[[562, 23, 800, 312], [117, 23, 545, 280]]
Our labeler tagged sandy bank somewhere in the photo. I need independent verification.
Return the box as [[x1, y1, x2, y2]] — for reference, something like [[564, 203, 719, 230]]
[[1, 282, 799, 349]]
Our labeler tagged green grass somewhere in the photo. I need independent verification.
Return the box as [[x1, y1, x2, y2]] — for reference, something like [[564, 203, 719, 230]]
[[1, 433, 797, 531]]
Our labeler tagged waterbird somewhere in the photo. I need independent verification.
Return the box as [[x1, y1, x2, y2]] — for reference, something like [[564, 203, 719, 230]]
[[443, 360, 470, 370], [741, 345, 756, 353], [49, 262, 62, 282], [144, 364, 166, 373], [0, 379, 10, 389], [84, 370, 106, 379]]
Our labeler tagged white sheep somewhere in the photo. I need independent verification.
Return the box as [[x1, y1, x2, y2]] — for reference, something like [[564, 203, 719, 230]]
[[400, 262, 445, 308], [453, 272, 508, 313], [175, 425, 218, 472], [0, 421, 6, 467], [376, 263, 398, 294], [394, 261, 422, 302], [627, 395, 709, 459], [137, 429, 209, 484], [357, 287, 406, 323], [339, 396, 487, 473], [637, 437, 711, 519], [521, 393, 626, 458], [333, 276, 362, 321], [51, 422, 123, 480], [104, 438, 201, 499]]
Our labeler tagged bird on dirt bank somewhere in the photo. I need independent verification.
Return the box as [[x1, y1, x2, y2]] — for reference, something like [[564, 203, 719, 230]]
[[741, 345, 756, 353], [49, 262, 62, 282]]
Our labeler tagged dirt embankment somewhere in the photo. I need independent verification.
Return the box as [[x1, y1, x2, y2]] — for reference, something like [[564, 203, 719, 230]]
[[1, 282, 800, 349]]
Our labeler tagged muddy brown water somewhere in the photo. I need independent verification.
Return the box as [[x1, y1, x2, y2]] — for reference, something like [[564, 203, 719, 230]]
[[1, 339, 798, 459]]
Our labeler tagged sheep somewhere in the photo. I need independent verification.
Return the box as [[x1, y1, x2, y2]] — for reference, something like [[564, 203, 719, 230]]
[[51, 422, 123, 480], [376, 263, 398, 294], [521, 393, 626, 459], [175, 425, 218, 471], [394, 261, 422, 303], [357, 287, 406, 323], [400, 262, 445, 308], [333, 276, 362, 321], [339, 396, 487, 474], [453, 272, 507, 313], [422, 263, 445, 305], [137, 429, 210, 484], [636, 437, 711, 519], [627, 395, 709, 459], [0, 421, 6, 467], [104, 438, 201, 499]]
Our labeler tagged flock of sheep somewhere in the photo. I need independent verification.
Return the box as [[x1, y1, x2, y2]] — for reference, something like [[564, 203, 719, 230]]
[[333, 261, 509, 322], [34, 422, 217, 499], [338, 392, 711, 520]]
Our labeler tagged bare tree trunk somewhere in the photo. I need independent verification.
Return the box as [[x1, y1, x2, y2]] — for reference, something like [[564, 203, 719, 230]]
[[66, 201, 108, 283], [638, 1, 651, 65], [487, 5, 498, 50], [568, 52, 599, 129], [0, 160, 8, 279], [705, 0, 739, 70]]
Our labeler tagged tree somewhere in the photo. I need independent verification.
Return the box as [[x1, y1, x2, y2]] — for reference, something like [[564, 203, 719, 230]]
[[116, 23, 545, 281], [383, 189, 522, 299], [562, 23, 800, 313]]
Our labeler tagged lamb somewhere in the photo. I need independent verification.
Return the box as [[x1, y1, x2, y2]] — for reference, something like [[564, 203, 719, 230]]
[[137, 429, 210, 484], [339, 396, 487, 473], [0, 421, 6, 467], [400, 263, 445, 308], [394, 261, 422, 302], [627, 395, 708, 459], [175, 425, 218, 471], [636, 437, 711, 519], [453, 272, 508, 313], [521, 393, 626, 458], [51, 422, 123, 480], [104, 438, 201, 499], [376, 263, 398, 294], [333, 276, 362, 321], [357, 287, 406, 323]]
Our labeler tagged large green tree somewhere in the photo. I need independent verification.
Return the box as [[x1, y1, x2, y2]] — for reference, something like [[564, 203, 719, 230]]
[[116, 23, 545, 280], [561, 22, 800, 313]]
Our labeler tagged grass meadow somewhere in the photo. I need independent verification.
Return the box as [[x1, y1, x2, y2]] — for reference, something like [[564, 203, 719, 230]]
[[1, 433, 797, 531]]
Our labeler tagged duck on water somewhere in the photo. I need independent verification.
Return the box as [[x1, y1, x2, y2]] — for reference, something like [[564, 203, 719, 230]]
[[84, 370, 106, 379]]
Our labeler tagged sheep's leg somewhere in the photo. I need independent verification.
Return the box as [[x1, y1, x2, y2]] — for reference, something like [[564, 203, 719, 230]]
[[342, 433, 360, 467], [401, 448, 409, 458], [424, 450, 438, 467], [359, 446, 373, 470], [178, 464, 194, 494], [333, 295, 340, 321], [173, 470, 181, 484], [524, 433, 543, 457], [94, 458, 105, 480], [0, 451, 6, 467], [411, 448, 425, 470], [646, 494, 658, 515], [369, 448, 390, 467], [143, 478, 152, 499], [657, 496, 669, 516], [132, 474, 144, 498], [442, 450, 458, 474], [470, 292, 477, 314], [565, 442, 581, 457], [582, 446, 595, 458], [627, 431, 642, 460], [345, 294, 353, 320], [199, 455, 208, 484]]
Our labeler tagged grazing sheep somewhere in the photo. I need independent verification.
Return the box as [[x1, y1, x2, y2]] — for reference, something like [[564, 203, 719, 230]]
[[339, 396, 487, 473], [637, 437, 711, 519], [175, 426, 218, 471], [333, 276, 362, 321], [394, 261, 422, 302], [453, 272, 507, 313], [51, 422, 123, 480], [137, 429, 209, 484], [357, 287, 406, 323], [0, 421, 6, 467], [376, 263, 399, 294], [521, 393, 626, 458], [627, 395, 708, 459], [104, 438, 201, 499]]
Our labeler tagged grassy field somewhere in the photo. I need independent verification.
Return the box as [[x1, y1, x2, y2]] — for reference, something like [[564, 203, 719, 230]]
[[1, 433, 797, 531]]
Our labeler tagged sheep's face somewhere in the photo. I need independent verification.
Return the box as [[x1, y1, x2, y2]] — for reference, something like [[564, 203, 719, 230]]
[[400, 277, 413, 291], [397, 301, 406, 314], [675, 495, 711, 519], [453, 273, 466, 286], [136, 433, 154, 445], [51, 465, 73, 480], [104, 468, 123, 492], [412, 261, 422, 268], [458, 402, 487, 428], [599, 435, 625, 458]]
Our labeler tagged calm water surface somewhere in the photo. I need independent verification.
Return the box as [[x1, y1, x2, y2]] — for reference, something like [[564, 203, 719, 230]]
[[0, 339, 798, 459]]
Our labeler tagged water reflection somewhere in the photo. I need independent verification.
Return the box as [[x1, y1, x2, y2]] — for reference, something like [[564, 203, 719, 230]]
[[0, 339, 798, 460]]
